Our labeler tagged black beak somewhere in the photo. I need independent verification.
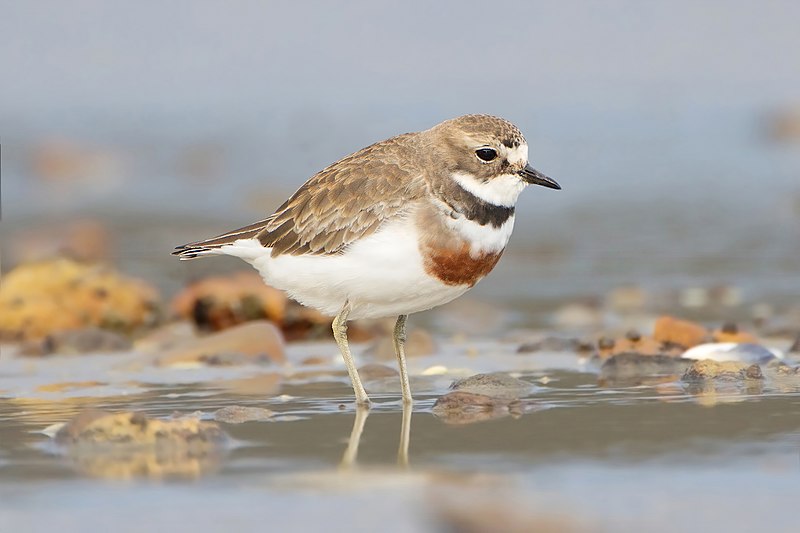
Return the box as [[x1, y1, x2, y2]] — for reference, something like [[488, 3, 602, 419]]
[[518, 163, 561, 190]]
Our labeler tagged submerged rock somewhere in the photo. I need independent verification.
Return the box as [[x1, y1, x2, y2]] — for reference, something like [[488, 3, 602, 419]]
[[156, 320, 285, 367], [54, 409, 227, 479], [0, 258, 160, 341], [682, 360, 764, 381], [681, 360, 765, 404], [213, 406, 274, 423], [432, 391, 524, 425], [449, 372, 531, 400]]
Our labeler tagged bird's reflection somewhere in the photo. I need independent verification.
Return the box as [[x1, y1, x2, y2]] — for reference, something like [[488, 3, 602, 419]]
[[339, 402, 412, 469]]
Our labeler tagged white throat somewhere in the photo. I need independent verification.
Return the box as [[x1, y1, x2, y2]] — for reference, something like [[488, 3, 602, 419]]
[[451, 171, 526, 207]]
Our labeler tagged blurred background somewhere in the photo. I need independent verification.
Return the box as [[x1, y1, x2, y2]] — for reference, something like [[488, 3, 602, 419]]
[[3, 4, 800, 531], [3, 0, 800, 321]]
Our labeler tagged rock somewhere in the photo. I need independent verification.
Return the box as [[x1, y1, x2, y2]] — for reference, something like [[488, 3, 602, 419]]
[[449, 373, 531, 400], [653, 316, 709, 348], [0, 258, 160, 342], [599, 353, 692, 385], [358, 363, 399, 380], [712, 322, 759, 344], [682, 360, 764, 381], [516, 337, 592, 353], [432, 391, 524, 425], [361, 327, 436, 360], [133, 321, 197, 353], [774, 363, 800, 376], [595, 332, 676, 359], [172, 271, 287, 332], [54, 409, 226, 479], [213, 406, 274, 423], [20, 327, 132, 356], [681, 342, 781, 364], [156, 320, 285, 367]]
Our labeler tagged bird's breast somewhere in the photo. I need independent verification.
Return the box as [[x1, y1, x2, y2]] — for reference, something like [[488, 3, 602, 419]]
[[421, 242, 504, 287], [416, 203, 511, 287]]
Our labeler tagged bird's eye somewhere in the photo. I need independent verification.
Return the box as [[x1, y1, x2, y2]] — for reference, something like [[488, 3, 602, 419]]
[[475, 148, 497, 162]]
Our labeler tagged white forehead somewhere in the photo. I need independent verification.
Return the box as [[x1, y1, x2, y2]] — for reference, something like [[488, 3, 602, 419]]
[[504, 143, 528, 165]]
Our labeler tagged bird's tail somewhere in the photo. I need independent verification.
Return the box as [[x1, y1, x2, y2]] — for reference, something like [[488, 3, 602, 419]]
[[172, 216, 275, 260]]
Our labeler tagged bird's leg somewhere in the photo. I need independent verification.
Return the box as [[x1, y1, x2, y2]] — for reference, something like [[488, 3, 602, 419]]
[[397, 400, 412, 468], [333, 300, 370, 406], [393, 314, 413, 405]]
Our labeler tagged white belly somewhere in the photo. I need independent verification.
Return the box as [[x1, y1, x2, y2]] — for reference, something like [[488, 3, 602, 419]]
[[216, 217, 472, 319]]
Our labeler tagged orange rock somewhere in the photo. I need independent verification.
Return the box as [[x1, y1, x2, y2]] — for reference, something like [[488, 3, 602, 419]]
[[711, 322, 759, 344], [595, 331, 683, 359], [0, 258, 160, 341], [653, 316, 709, 348], [172, 272, 287, 331]]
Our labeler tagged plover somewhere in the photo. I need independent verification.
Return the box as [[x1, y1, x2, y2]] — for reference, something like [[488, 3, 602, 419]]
[[173, 115, 560, 406]]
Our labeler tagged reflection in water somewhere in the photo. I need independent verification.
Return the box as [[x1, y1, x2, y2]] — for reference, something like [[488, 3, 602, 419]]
[[339, 403, 413, 470]]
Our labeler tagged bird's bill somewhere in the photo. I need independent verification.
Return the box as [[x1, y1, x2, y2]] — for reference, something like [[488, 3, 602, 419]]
[[518, 164, 561, 189]]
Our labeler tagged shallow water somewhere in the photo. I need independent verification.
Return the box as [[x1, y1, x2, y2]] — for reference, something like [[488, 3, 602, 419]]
[[2, 340, 800, 533]]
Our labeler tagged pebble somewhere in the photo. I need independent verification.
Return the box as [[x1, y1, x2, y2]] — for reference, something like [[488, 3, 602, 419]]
[[681, 343, 781, 364], [516, 336, 592, 353], [156, 320, 285, 367], [595, 333, 677, 359], [213, 406, 274, 423], [711, 322, 759, 344], [20, 327, 132, 356], [599, 353, 692, 384]]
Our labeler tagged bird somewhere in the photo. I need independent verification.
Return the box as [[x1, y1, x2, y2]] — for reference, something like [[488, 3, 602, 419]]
[[173, 114, 560, 407]]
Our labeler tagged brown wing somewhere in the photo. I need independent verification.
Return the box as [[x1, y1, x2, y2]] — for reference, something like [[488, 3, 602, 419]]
[[173, 133, 426, 259]]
